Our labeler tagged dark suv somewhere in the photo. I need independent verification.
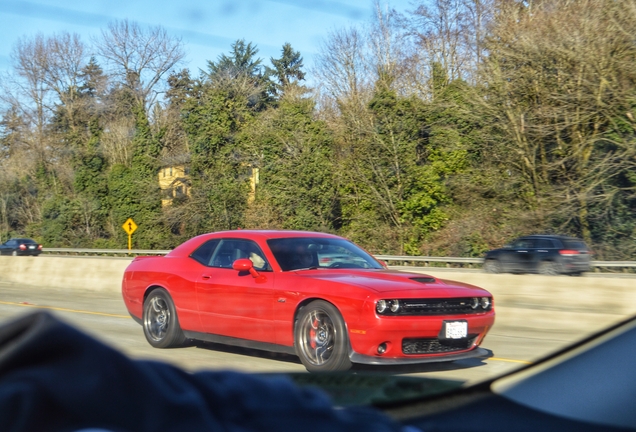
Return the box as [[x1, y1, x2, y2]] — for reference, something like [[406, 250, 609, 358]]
[[483, 235, 591, 275]]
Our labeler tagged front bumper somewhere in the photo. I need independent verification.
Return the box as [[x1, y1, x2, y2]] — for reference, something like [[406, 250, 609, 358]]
[[347, 312, 495, 362], [350, 346, 492, 365]]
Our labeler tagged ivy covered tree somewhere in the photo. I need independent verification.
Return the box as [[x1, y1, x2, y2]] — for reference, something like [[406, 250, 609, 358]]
[[241, 92, 337, 231], [108, 104, 167, 248]]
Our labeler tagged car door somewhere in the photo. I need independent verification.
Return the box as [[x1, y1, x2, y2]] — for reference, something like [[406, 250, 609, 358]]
[[499, 238, 534, 272], [532, 238, 556, 271], [195, 238, 275, 343], [514, 238, 537, 272], [0, 240, 15, 255]]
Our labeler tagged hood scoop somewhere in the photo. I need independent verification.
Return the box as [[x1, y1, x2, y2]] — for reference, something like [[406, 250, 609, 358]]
[[410, 277, 436, 284]]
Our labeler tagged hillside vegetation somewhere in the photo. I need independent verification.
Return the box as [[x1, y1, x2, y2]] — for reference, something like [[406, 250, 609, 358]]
[[1, 0, 635, 259]]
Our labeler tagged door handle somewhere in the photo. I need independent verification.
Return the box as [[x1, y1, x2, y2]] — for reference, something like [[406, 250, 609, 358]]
[[202, 275, 211, 280]]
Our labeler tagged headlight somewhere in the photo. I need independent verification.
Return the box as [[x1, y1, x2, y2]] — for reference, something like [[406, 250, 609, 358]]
[[480, 297, 491, 309], [376, 300, 387, 313], [470, 298, 479, 309], [390, 299, 400, 313]]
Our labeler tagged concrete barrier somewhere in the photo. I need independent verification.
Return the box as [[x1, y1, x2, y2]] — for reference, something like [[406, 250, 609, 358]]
[[2, 256, 635, 337], [2, 256, 634, 303], [0, 256, 132, 292]]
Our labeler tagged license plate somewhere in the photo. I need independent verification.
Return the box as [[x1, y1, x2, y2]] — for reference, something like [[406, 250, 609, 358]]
[[444, 321, 468, 339], [28, 245, 35, 249]]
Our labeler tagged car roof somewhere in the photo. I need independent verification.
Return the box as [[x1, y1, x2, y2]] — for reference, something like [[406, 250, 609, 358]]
[[208, 230, 342, 240], [167, 230, 345, 257], [519, 234, 584, 241]]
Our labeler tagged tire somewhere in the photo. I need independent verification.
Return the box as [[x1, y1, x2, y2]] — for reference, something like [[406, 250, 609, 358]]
[[295, 300, 352, 373], [538, 261, 560, 276], [483, 259, 502, 274], [142, 288, 187, 348]]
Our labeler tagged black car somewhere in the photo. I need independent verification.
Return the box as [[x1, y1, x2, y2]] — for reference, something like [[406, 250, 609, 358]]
[[483, 235, 591, 275], [0, 238, 43, 256]]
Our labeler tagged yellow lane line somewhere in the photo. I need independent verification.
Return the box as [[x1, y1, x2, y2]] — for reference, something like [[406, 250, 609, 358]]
[[0, 300, 131, 319], [490, 357, 532, 364]]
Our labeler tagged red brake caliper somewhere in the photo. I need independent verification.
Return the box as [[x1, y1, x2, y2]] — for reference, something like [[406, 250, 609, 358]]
[[309, 316, 318, 349]]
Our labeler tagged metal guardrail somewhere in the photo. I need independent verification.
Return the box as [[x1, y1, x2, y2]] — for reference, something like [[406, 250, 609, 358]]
[[376, 255, 482, 266], [40, 248, 636, 272], [42, 248, 171, 256]]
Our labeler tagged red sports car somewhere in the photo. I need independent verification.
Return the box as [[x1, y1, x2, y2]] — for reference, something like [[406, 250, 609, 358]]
[[122, 230, 495, 372]]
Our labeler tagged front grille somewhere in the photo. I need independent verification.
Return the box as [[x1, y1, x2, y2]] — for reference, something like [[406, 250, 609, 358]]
[[399, 298, 486, 315], [402, 336, 477, 355]]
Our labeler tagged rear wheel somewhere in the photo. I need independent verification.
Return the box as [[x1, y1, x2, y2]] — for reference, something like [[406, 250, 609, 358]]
[[295, 300, 352, 373], [143, 288, 187, 348], [483, 259, 502, 274]]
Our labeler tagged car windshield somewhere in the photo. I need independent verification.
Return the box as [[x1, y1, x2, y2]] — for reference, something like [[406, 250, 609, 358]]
[[267, 237, 384, 271]]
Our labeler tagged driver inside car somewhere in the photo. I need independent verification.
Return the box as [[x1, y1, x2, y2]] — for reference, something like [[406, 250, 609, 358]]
[[294, 243, 316, 269]]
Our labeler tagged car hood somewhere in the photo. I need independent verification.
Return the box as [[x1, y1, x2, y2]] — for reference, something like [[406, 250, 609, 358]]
[[296, 269, 490, 297]]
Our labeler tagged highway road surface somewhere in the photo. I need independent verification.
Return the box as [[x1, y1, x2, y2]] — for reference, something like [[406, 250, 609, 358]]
[[3, 270, 634, 385]]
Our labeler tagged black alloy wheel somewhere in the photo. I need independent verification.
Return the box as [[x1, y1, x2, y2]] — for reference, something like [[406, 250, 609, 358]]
[[295, 300, 352, 373], [142, 288, 187, 348]]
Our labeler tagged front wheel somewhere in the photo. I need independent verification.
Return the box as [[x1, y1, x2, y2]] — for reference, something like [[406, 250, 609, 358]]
[[295, 300, 352, 373], [483, 259, 502, 274], [538, 261, 560, 276], [142, 288, 187, 348]]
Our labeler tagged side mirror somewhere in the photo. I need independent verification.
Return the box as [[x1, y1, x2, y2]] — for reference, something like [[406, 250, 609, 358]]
[[232, 258, 254, 272], [233, 258, 262, 280]]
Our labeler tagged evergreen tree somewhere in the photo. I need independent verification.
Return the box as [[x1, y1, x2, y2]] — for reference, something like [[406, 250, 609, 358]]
[[267, 43, 306, 97]]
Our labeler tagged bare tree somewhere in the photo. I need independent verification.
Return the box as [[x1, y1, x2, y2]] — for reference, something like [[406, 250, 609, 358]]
[[94, 20, 185, 112], [461, 0, 494, 71], [482, 0, 636, 242], [366, 1, 413, 91], [314, 27, 370, 106], [0, 34, 53, 167], [409, 0, 468, 83], [42, 33, 87, 132]]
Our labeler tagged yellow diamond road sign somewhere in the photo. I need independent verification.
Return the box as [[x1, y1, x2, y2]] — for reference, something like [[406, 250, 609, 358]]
[[122, 218, 138, 235]]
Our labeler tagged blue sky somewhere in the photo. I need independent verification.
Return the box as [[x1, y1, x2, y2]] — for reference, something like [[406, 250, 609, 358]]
[[0, 0, 415, 77]]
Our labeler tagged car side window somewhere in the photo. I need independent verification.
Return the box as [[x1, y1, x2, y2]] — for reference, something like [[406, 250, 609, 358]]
[[190, 240, 220, 266], [511, 238, 534, 248], [536, 239, 554, 249], [209, 239, 270, 271]]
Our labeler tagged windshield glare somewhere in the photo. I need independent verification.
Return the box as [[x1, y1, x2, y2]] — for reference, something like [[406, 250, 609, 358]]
[[267, 237, 383, 271]]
